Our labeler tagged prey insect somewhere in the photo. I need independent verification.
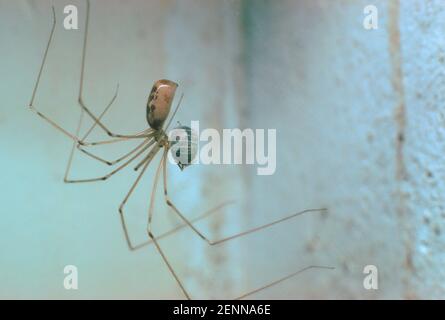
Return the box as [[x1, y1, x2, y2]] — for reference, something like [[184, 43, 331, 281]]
[[28, 0, 333, 299]]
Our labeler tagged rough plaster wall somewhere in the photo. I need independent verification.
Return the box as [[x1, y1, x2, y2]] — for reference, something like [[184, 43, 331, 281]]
[[242, 0, 445, 299], [400, 0, 445, 298]]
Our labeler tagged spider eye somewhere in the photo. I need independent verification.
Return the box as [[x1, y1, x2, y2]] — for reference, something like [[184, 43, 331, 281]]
[[168, 126, 198, 170]]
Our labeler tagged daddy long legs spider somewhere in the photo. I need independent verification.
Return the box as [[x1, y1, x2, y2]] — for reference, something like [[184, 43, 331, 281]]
[[28, 0, 334, 299]]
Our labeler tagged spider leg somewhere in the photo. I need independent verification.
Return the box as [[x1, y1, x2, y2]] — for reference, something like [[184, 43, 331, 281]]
[[164, 93, 184, 131], [80, 131, 152, 147], [76, 82, 154, 147], [64, 109, 86, 183], [160, 150, 334, 299], [76, 138, 151, 166], [76, 0, 147, 140], [234, 265, 335, 300], [75, 81, 153, 148], [29, 4, 148, 146], [133, 146, 161, 171], [64, 137, 155, 183], [28, 7, 82, 144], [161, 148, 327, 246], [122, 200, 236, 251], [147, 149, 191, 299], [64, 86, 154, 166], [118, 144, 161, 250], [148, 200, 236, 245]]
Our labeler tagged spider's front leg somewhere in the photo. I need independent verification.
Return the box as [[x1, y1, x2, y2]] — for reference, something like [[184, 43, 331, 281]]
[[28, 7, 81, 144], [76, 0, 148, 140], [65, 86, 153, 172], [29, 3, 150, 149]]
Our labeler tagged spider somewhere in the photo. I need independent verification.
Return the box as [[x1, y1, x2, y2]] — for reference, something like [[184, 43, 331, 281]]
[[28, 0, 333, 299]]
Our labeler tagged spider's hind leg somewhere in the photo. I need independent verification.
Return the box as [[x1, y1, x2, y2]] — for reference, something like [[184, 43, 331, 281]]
[[160, 147, 334, 298], [145, 149, 191, 299]]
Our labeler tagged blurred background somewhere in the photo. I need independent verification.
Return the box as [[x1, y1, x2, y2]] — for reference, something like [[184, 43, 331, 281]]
[[1, 0, 445, 299]]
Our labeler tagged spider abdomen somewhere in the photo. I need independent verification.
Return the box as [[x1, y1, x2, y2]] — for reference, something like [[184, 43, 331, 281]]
[[146, 79, 178, 130]]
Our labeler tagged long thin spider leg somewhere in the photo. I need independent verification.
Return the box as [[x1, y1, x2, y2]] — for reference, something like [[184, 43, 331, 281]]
[[129, 200, 236, 251], [64, 109, 85, 182], [148, 150, 166, 229], [68, 85, 154, 165], [76, 130, 154, 166], [76, 0, 146, 139], [78, 83, 153, 146], [27, 5, 146, 147], [78, 84, 153, 145], [207, 208, 327, 245], [64, 138, 155, 183], [160, 153, 333, 299], [118, 144, 161, 250], [77, 137, 151, 166], [147, 149, 191, 300], [234, 265, 335, 300], [160, 153, 335, 299], [28, 6, 82, 144], [164, 93, 184, 131], [157, 200, 236, 241], [79, 83, 119, 142], [81, 130, 151, 147], [162, 149, 327, 246], [64, 104, 123, 182], [133, 146, 159, 171]]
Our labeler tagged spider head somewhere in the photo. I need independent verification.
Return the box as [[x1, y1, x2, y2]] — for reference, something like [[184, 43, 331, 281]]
[[146, 79, 178, 130], [168, 125, 198, 170]]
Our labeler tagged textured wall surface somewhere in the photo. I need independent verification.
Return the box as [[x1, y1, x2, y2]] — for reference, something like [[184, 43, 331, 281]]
[[1, 0, 444, 299], [244, 0, 405, 299], [400, 0, 445, 298], [243, 0, 445, 299]]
